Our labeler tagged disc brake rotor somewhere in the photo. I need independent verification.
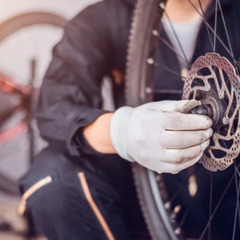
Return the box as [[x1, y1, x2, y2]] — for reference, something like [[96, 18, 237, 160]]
[[183, 53, 240, 171]]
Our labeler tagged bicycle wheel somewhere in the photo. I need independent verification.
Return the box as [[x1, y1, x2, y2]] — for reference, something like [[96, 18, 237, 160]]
[[0, 12, 67, 195], [0, 12, 66, 41], [126, 0, 240, 239]]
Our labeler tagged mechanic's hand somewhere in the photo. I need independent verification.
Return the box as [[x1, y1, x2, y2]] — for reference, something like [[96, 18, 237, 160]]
[[110, 100, 213, 174]]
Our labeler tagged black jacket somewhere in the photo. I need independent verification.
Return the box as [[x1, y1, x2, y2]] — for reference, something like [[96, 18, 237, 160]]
[[36, 0, 240, 159]]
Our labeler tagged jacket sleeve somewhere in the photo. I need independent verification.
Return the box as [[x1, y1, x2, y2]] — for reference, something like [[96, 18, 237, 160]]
[[36, 2, 114, 155]]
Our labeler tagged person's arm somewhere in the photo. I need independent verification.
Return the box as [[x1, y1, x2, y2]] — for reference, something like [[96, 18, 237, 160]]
[[84, 100, 213, 174], [83, 113, 116, 154], [36, 1, 121, 155]]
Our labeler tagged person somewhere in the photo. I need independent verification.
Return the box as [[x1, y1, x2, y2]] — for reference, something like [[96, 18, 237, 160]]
[[18, 0, 239, 239]]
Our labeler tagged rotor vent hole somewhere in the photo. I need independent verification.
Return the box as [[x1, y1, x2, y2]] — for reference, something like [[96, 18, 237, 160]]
[[195, 91, 203, 100], [189, 91, 194, 100], [212, 149, 227, 158], [221, 162, 227, 167], [219, 124, 229, 137], [191, 78, 205, 88], [214, 68, 223, 90], [219, 139, 233, 149], [209, 136, 215, 147], [223, 70, 232, 93], [204, 149, 211, 158], [230, 114, 239, 136], [207, 78, 217, 91], [223, 94, 229, 108], [227, 94, 237, 119], [197, 67, 211, 77]]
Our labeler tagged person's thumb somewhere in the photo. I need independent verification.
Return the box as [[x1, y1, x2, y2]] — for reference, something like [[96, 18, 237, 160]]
[[169, 99, 200, 113], [137, 99, 200, 113]]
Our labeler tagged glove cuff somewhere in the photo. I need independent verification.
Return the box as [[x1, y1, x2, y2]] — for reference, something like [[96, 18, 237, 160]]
[[110, 106, 135, 162]]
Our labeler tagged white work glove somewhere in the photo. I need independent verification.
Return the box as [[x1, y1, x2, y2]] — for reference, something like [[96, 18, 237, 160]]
[[110, 100, 213, 174]]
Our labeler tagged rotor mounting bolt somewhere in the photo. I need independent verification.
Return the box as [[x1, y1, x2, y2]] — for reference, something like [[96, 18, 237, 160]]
[[222, 117, 227, 125], [219, 92, 223, 99]]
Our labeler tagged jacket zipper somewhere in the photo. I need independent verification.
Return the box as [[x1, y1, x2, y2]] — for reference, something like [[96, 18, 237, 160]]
[[18, 176, 52, 216], [78, 172, 115, 240]]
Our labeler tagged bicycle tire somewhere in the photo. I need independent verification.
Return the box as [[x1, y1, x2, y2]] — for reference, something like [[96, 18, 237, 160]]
[[126, 1, 183, 239], [0, 11, 67, 195]]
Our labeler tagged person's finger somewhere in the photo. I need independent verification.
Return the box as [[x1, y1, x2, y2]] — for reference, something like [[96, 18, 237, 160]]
[[163, 139, 209, 164], [162, 128, 213, 149], [141, 99, 200, 112], [163, 153, 203, 174], [161, 112, 212, 131], [165, 99, 200, 113]]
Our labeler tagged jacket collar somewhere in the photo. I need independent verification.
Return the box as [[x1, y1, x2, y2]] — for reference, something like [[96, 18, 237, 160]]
[[204, 0, 233, 17], [121, 0, 232, 9], [121, 0, 232, 11]]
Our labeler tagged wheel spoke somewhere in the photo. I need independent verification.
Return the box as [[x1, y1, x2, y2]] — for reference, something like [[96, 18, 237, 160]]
[[153, 62, 187, 80], [198, 0, 214, 51], [235, 167, 240, 178], [217, 0, 235, 62], [188, 0, 236, 63], [208, 173, 213, 240], [235, 163, 240, 228], [150, 89, 183, 94], [160, 5, 191, 68], [199, 163, 240, 239], [213, 0, 218, 52], [157, 34, 190, 66], [232, 163, 240, 240], [179, 169, 208, 228]]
